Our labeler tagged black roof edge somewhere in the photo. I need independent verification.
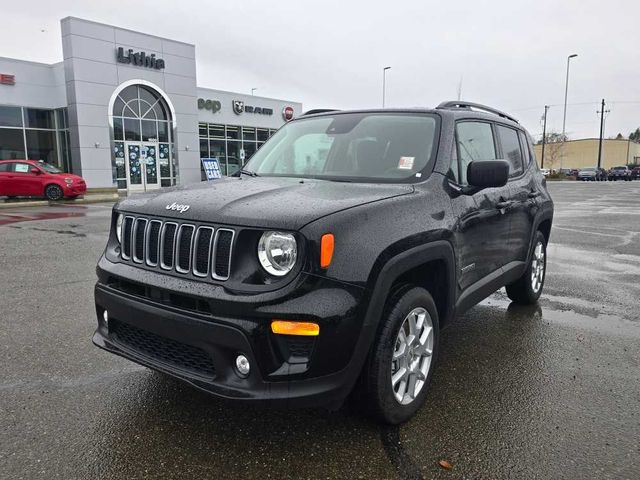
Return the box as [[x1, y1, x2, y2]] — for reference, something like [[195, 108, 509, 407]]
[[301, 109, 340, 116], [436, 101, 519, 124]]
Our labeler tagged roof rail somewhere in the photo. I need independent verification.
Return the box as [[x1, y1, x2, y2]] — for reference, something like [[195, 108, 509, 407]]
[[436, 101, 519, 124], [301, 109, 340, 116]]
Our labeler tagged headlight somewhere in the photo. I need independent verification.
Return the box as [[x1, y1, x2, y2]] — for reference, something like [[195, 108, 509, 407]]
[[64, 178, 73, 184], [258, 231, 297, 276], [115, 213, 124, 243]]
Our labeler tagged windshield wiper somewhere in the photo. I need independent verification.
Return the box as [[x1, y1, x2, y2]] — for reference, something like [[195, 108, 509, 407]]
[[238, 169, 259, 177]]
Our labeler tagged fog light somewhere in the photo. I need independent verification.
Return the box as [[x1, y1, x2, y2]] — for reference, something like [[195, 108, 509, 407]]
[[102, 310, 109, 326], [235, 354, 250, 377]]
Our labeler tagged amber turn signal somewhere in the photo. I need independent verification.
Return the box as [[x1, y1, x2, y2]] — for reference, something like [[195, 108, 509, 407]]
[[271, 320, 320, 336], [320, 233, 334, 268]]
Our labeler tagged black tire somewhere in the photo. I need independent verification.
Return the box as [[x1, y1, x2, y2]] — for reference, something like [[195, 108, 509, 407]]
[[45, 184, 63, 201], [363, 286, 439, 424], [506, 231, 547, 305]]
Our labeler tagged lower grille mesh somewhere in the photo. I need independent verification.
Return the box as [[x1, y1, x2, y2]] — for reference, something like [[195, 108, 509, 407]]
[[110, 319, 216, 378]]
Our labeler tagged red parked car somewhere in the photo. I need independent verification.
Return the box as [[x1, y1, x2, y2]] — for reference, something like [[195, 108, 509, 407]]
[[0, 160, 87, 200]]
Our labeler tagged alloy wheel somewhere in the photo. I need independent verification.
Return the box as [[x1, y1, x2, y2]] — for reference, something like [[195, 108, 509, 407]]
[[391, 307, 434, 405], [531, 241, 545, 293]]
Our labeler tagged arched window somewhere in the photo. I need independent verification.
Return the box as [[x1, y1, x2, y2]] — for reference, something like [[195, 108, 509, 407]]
[[111, 84, 176, 190]]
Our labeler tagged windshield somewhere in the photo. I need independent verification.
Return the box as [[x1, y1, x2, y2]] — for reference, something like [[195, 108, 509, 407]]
[[613, 166, 626, 170], [38, 162, 63, 174], [243, 113, 439, 182], [582, 167, 596, 171]]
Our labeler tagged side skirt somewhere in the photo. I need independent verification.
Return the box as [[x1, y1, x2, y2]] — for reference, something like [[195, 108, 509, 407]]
[[454, 260, 526, 315]]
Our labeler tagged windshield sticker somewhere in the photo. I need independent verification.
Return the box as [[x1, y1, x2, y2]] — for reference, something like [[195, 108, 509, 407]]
[[398, 156, 415, 170]]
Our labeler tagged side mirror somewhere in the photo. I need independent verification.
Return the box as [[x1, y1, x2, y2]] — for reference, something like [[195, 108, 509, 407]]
[[467, 160, 509, 189], [30, 167, 41, 174]]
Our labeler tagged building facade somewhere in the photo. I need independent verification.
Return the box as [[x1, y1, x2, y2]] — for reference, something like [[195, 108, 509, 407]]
[[0, 17, 302, 191], [533, 138, 640, 170]]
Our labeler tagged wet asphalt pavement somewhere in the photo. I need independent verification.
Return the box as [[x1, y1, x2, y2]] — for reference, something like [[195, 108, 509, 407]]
[[1, 182, 639, 480]]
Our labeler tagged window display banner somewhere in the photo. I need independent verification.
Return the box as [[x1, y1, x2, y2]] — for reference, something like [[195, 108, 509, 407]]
[[201, 158, 222, 181]]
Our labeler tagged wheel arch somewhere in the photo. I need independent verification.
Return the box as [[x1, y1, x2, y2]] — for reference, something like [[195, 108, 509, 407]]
[[363, 240, 456, 332]]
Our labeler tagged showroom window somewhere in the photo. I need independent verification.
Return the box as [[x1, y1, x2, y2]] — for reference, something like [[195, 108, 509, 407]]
[[0, 105, 71, 171], [111, 84, 176, 189], [198, 123, 277, 178]]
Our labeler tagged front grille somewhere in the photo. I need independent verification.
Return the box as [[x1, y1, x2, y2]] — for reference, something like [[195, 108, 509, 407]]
[[110, 319, 216, 378], [120, 215, 234, 282], [133, 218, 147, 263]]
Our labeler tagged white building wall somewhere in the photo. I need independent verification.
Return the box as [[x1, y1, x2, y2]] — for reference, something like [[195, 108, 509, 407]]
[[61, 17, 201, 188], [0, 58, 66, 109], [196, 88, 302, 129]]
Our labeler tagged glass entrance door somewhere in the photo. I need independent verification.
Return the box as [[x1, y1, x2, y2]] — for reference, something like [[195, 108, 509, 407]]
[[125, 142, 160, 191]]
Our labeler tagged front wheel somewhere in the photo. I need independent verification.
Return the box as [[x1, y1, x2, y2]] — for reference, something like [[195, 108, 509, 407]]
[[45, 184, 64, 201], [363, 287, 439, 424], [506, 231, 547, 305]]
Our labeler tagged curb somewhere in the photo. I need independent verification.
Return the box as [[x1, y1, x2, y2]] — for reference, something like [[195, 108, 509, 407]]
[[0, 195, 119, 210]]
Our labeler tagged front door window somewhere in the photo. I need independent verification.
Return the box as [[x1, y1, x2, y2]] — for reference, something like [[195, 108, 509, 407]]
[[126, 142, 160, 191]]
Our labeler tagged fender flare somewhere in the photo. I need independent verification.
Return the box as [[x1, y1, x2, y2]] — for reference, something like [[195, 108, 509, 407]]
[[338, 240, 456, 394]]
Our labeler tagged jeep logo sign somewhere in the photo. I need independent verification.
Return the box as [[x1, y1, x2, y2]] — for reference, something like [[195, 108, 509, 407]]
[[198, 98, 222, 113], [165, 202, 190, 213]]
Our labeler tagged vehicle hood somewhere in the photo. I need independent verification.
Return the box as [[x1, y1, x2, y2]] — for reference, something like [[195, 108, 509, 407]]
[[116, 176, 414, 230]]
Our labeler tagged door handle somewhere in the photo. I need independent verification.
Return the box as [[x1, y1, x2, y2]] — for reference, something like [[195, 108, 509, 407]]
[[528, 191, 540, 198], [496, 200, 514, 209]]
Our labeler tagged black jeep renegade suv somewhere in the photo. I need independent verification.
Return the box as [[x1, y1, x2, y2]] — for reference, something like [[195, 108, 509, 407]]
[[93, 101, 553, 424]]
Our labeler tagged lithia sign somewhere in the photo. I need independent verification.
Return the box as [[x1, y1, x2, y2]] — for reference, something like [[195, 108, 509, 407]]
[[116, 47, 165, 70]]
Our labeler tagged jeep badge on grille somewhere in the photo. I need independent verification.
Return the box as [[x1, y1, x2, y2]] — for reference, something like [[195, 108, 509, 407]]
[[165, 202, 190, 213]]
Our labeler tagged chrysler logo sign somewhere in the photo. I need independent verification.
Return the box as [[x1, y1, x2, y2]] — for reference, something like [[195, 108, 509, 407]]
[[116, 47, 165, 70], [232, 100, 273, 116]]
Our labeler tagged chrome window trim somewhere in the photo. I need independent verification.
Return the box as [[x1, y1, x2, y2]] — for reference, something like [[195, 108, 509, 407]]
[[192, 226, 215, 277], [159, 221, 179, 270], [175, 224, 196, 274], [212, 228, 235, 281], [145, 220, 163, 267], [132, 218, 148, 264], [121, 215, 135, 260]]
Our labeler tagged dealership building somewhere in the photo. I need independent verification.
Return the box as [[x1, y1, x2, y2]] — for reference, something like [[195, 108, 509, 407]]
[[0, 17, 302, 191]]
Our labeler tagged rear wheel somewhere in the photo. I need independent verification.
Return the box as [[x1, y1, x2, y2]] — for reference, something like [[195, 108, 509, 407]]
[[45, 184, 63, 201], [506, 231, 547, 305], [363, 287, 439, 424]]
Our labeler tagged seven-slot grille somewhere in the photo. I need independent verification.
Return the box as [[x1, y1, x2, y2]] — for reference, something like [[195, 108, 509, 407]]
[[120, 216, 234, 280]]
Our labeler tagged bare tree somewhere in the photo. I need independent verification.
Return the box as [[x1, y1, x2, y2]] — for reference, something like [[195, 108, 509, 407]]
[[537, 132, 567, 171]]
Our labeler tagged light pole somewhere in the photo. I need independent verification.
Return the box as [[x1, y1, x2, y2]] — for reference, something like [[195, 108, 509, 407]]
[[382, 66, 391, 107], [560, 53, 578, 170], [541, 105, 549, 168], [251, 88, 257, 96]]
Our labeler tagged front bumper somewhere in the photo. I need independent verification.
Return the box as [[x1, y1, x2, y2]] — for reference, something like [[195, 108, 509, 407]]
[[63, 182, 87, 196], [93, 257, 367, 408]]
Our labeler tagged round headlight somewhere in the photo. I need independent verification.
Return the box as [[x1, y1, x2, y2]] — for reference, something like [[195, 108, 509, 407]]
[[116, 213, 124, 243], [258, 231, 297, 277]]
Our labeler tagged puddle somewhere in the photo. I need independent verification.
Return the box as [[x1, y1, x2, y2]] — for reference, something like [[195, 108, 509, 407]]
[[479, 292, 640, 338], [0, 211, 86, 226]]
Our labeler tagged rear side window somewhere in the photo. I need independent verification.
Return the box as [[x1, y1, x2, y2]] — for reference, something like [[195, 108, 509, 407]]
[[455, 121, 497, 185], [518, 131, 531, 166], [0, 163, 11, 172], [496, 125, 523, 177]]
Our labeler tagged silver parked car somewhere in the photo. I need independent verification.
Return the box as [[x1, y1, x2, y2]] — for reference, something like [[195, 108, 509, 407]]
[[578, 167, 597, 181]]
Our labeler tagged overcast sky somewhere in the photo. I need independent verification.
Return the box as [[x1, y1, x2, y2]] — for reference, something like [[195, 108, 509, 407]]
[[2, 0, 638, 140]]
